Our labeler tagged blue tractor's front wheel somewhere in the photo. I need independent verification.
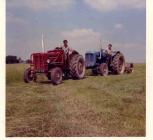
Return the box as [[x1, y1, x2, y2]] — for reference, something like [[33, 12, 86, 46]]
[[92, 63, 109, 76], [99, 63, 109, 76]]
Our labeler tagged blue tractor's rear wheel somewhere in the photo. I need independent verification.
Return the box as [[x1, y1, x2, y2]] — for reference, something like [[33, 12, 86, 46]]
[[111, 52, 125, 74]]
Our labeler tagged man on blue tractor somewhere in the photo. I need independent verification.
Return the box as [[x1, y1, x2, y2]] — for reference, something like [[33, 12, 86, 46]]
[[105, 44, 113, 65], [105, 44, 113, 55]]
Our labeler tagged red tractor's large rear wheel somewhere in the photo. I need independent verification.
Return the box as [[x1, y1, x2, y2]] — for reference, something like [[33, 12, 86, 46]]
[[50, 67, 63, 85], [69, 54, 85, 79], [24, 68, 37, 83]]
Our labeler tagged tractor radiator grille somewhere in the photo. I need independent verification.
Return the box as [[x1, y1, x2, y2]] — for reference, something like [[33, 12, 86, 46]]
[[32, 54, 47, 72]]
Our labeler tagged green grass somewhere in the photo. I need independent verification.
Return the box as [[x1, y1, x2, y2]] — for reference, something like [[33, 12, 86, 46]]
[[6, 64, 146, 136]]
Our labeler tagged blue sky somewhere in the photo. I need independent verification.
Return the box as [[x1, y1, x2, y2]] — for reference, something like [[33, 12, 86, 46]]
[[6, 0, 146, 62]]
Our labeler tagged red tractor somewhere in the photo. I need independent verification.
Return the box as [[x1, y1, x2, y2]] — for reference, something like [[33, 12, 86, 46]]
[[24, 48, 85, 85]]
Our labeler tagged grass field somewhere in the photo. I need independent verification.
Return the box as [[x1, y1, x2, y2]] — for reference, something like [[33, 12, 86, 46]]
[[6, 64, 146, 137]]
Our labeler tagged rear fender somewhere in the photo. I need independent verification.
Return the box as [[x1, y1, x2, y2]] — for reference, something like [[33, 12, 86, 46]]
[[112, 51, 120, 58], [69, 50, 79, 60]]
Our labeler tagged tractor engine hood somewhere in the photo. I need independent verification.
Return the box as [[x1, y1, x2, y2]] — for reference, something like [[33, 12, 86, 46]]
[[85, 51, 100, 68]]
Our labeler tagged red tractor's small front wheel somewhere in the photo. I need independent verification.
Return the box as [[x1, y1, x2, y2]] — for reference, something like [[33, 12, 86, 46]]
[[24, 68, 37, 83], [50, 67, 63, 85]]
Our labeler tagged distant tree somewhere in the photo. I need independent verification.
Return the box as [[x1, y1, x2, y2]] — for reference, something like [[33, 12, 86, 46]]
[[6, 56, 19, 64]]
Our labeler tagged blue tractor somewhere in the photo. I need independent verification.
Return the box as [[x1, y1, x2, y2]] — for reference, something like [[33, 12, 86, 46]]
[[85, 49, 126, 76]]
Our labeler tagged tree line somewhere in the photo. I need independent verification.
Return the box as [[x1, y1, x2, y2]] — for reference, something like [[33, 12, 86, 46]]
[[6, 55, 30, 64]]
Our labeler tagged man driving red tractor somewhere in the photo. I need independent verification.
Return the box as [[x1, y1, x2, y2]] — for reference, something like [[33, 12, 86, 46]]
[[62, 40, 72, 55]]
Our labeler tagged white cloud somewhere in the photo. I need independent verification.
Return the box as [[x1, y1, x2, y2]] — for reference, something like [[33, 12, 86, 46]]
[[7, 0, 75, 11], [114, 24, 123, 29], [61, 28, 100, 39], [61, 28, 101, 55], [84, 0, 145, 11]]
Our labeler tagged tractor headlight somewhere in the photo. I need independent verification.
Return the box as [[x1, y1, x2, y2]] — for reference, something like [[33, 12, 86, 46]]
[[47, 59, 50, 64]]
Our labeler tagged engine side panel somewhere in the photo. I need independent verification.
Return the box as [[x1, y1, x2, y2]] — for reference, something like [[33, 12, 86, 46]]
[[85, 51, 100, 68]]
